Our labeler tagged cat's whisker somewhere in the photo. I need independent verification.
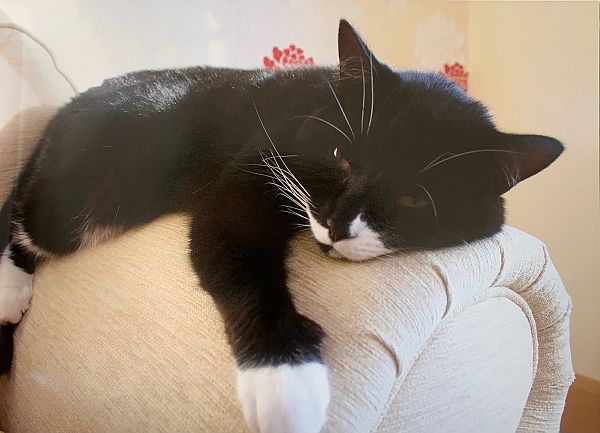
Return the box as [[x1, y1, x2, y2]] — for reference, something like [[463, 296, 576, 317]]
[[279, 202, 307, 212], [262, 153, 312, 208], [71, 205, 89, 222], [274, 192, 309, 217], [251, 122, 314, 227], [238, 155, 299, 168], [509, 166, 518, 188], [280, 209, 311, 221], [264, 165, 310, 208], [417, 149, 522, 175], [421, 152, 455, 172], [268, 184, 308, 212], [500, 165, 512, 189], [113, 203, 121, 224], [292, 223, 311, 228], [280, 206, 308, 217], [246, 150, 311, 212], [236, 167, 277, 180], [360, 57, 365, 135], [295, 115, 352, 144], [281, 211, 310, 222], [292, 226, 312, 233], [416, 183, 438, 227], [266, 160, 314, 211], [191, 180, 214, 195], [252, 102, 314, 216], [366, 51, 374, 135], [259, 144, 309, 205], [326, 81, 355, 139], [280, 204, 310, 218], [265, 148, 311, 203], [266, 176, 310, 210], [261, 154, 299, 161], [374, 251, 398, 261], [252, 102, 278, 148]]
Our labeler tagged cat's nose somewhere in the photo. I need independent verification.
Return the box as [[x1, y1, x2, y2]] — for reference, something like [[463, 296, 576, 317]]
[[327, 218, 350, 242]]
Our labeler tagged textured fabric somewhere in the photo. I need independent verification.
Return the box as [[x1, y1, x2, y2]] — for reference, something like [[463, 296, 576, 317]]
[[0, 217, 574, 433], [0, 17, 574, 433], [376, 295, 534, 433]]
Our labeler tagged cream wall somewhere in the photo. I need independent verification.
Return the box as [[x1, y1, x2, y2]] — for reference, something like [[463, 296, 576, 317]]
[[468, 2, 600, 380], [1, 0, 597, 379], [0, 0, 467, 90]]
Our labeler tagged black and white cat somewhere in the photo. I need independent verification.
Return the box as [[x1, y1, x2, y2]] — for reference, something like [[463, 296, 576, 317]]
[[0, 20, 562, 433]]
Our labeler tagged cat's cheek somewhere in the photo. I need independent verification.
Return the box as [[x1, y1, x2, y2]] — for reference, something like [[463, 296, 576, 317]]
[[307, 208, 332, 246], [236, 362, 330, 433]]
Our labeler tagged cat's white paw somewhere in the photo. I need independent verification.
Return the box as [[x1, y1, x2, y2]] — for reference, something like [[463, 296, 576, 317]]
[[0, 248, 33, 325], [237, 362, 330, 433]]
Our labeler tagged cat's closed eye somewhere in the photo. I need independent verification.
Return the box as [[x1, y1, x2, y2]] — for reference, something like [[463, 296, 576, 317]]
[[399, 195, 429, 208]]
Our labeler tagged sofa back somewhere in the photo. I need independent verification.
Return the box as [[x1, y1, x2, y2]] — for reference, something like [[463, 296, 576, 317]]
[[0, 13, 75, 207]]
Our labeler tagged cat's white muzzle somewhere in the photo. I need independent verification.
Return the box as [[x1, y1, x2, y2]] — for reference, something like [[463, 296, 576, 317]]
[[307, 209, 392, 261]]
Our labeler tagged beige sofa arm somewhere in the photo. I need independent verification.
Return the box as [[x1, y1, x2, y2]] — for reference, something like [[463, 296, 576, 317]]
[[0, 215, 573, 433], [366, 227, 574, 433]]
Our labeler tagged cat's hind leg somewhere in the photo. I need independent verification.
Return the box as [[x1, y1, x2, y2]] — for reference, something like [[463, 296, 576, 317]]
[[0, 225, 43, 372], [0, 242, 36, 325], [0, 241, 37, 373]]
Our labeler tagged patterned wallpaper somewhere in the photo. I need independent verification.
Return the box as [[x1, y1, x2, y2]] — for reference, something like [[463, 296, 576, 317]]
[[1, 1, 470, 92], [261, 7, 469, 91]]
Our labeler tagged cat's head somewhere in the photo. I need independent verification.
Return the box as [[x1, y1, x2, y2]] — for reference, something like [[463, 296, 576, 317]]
[[292, 20, 563, 261]]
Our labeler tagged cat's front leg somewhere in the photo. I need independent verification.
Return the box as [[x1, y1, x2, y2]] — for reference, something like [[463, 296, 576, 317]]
[[189, 212, 329, 433], [237, 361, 329, 433]]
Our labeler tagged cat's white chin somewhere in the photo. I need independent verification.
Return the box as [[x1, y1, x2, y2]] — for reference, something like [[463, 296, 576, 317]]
[[328, 243, 391, 261], [326, 248, 346, 260], [308, 210, 393, 261], [237, 362, 330, 433]]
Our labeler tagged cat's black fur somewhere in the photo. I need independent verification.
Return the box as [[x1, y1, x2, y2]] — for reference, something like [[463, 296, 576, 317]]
[[0, 19, 561, 398]]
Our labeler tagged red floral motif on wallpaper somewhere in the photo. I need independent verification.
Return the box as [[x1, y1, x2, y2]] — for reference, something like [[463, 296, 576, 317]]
[[442, 62, 468, 92], [263, 44, 314, 69], [262, 47, 468, 93]]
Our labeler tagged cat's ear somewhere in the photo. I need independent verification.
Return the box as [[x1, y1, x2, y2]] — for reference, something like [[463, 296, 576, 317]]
[[493, 133, 564, 194], [338, 19, 380, 80], [422, 133, 562, 196]]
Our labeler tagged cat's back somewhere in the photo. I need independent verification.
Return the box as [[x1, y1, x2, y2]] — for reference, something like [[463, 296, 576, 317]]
[[27, 66, 267, 170], [23, 64, 330, 191], [16, 67, 268, 209], [68, 66, 262, 118]]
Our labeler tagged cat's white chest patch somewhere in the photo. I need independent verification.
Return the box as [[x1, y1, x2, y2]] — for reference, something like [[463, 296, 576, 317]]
[[0, 245, 33, 324], [237, 362, 330, 433]]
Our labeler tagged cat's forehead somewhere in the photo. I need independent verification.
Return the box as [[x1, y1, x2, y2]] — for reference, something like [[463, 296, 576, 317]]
[[385, 71, 485, 119], [343, 72, 496, 173], [367, 71, 494, 145]]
